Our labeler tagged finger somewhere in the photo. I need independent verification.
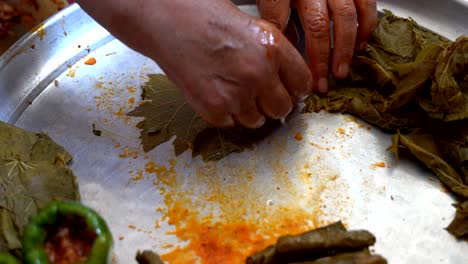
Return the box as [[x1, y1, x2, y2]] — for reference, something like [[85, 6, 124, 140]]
[[277, 35, 313, 101], [329, 0, 358, 79], [195, 103, 236, 129], [183, 85, 236, 128], [354, 0, 377, 50], [297, 0, 331, 93], [233, 101, 266, 129], [257, 0, 291, 31], [258, 78, 293, 119]]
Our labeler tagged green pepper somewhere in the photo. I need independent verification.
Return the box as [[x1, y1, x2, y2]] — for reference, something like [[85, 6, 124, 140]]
[[0, 253, 20, 264], [22, 201, 113, 264]]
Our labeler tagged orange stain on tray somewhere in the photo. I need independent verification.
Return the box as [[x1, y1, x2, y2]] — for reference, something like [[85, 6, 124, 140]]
[[144, 160, 335, 264], [84, 57, 97, 65], [118, 147, 139, 159], [294, 132, 303, 141], [160, 194, 318, 264], [115, 107, 125, 116], [118, 145, 350, 264], [126, 86, 136, 93], [129, 169, 144, 183], [372, 162, 386, 168], [92, 81, 135, 124]]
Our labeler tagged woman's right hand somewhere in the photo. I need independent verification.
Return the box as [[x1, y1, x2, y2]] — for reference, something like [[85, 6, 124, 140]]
[[77, 0, 313, 128]]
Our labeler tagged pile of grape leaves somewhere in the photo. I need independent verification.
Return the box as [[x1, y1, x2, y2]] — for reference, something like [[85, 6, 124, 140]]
[[0, 121, 80, 257], [303, 10, 468, 242], [129, 11, 468, 243]]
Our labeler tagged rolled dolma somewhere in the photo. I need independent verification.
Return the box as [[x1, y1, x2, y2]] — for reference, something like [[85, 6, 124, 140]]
[[136, 250, 165, 264], [246, 222, 380, 264], [276, 224, 375, 254], [289, 251, 387, 264]]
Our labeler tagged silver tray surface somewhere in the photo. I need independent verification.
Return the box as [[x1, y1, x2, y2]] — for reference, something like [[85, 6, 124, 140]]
[[1, 1, 467, 263]]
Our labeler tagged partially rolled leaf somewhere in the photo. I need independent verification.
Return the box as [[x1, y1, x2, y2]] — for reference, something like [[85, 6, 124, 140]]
[[129, 74, 280, 161]]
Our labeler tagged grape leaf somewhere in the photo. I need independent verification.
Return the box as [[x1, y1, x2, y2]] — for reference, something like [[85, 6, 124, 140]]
[[128, 74, 209, 155], [128, 74, 280, 161], [0, 121, 80, 255]]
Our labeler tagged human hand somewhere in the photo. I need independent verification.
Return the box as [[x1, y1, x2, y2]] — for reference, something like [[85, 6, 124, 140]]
[[77, 0, 312, 129], [257, 0, 378, 93], [140, 0, 314, 129]]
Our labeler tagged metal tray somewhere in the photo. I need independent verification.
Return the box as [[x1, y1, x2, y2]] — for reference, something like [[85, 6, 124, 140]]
[[1, 1, 467, 263]]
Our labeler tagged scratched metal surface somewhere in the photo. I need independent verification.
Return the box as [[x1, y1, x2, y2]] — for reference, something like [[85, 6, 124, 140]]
[[0, 1, 467, 263]]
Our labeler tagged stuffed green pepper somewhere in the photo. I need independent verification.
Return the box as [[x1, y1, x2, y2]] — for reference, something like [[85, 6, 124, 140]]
[[0, 253, 20, 264], [22, 201, 113, 264]]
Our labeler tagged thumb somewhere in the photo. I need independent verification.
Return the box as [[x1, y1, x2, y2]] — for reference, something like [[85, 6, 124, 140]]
[[257, 0, 291, 32]]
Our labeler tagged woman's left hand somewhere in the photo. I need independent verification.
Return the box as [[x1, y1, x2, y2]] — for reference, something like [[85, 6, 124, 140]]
[[257, 0, 378, 93]]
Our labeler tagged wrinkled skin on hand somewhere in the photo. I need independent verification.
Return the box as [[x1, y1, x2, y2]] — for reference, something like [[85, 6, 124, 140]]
[[257, 0, 378, 93], [77, 0, 313, 129]]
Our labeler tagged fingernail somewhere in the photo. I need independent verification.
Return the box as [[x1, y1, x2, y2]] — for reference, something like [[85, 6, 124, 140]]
[[318, 78, 328, 93], [338, 63, 349, 78], [359, 42, 367, 51], [253, 116, 266, 128], [298, 78, 313, 101], [280, 106, 293, 120], [219, 115, 235, 128]]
